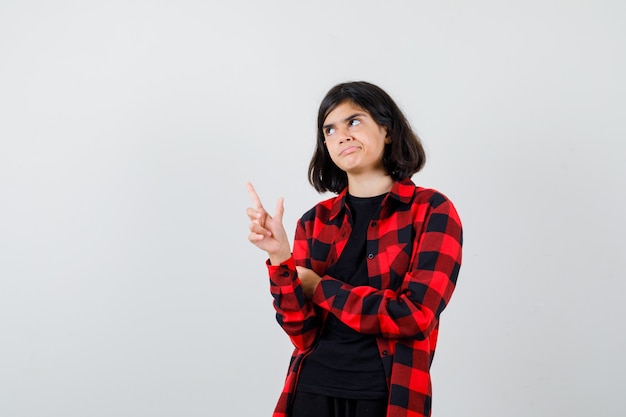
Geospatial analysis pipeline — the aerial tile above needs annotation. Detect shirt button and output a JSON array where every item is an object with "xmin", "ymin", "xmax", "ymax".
[
  {"xmin": 371, "ymin": 222, "xmax": 377, "ymax": 227},
  {"xmin": 367, "ymin": 253, "xmax": 374, "ymax": 259},
  {"xmin": 382, "ymin": 350, "xmax": 388, "ymax": 356}
]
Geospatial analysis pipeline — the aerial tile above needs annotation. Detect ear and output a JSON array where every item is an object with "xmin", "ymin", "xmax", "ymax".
[{"xmin": 384, "ymin": 127, "xmax": 392, "ymax": 143}]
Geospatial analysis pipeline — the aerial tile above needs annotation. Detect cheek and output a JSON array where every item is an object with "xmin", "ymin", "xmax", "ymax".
[{"xmin": 325, "ymin": 147, "xmax": 343, "ymax": 166}]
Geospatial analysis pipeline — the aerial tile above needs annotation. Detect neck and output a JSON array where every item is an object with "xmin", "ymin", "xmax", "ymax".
[{"xmin": 347, "ymin": 172, "xmax": 394, "ymax": 197}]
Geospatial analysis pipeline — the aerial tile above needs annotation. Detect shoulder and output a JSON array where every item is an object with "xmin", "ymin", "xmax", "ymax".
[
  {"xmin": 300, "ymin": 192, "xmax": 346, "ymax": 222},
  {"xmin": 299, "ymin": 194, "xmax": 341, "ymax": 223},
  {"xmin": 413, "ymin": 186, "xmax": 454, "ymax": 209},
  {"xmin": 411, "ymin": 186, "xmax": 463, "ymax": 237},
  {"xmin": 401, "ymin": 181, "xmax": 462, "ymax": 229},
  {"xmin": 395, "ymin": 178, "xmax": 457, "ymax": 211}
]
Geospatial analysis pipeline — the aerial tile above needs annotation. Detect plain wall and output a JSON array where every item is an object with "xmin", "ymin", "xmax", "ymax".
[{"xmin": 1, "ymin": 1, "xmax": 624, "ymax": 416}]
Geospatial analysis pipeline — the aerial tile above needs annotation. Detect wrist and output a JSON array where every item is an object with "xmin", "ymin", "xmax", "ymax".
[{"xmin": 269, "ymin": 251, "xmax": 291, "ymax": 266}]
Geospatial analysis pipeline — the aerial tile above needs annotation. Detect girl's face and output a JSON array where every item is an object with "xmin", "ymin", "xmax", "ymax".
[{"xmin": 322, "ymin": 100, "xmax": 390, "ymax": 177}]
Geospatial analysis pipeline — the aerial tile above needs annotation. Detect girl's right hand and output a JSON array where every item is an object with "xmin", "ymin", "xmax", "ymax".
[{"xmin": 246, "ymin": 182, "xmax": 292, "ymax": 265}]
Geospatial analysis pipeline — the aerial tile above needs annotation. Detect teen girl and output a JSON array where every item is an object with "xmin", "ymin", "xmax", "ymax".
[{"xmin": 246, "ymin": 81, "xmax": 463, "ymax": 417}]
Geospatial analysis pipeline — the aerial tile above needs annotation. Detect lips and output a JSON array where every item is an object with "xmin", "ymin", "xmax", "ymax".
[{"xmin": 340, "ymin": 146, "xmax": 360, "ymax": 156}]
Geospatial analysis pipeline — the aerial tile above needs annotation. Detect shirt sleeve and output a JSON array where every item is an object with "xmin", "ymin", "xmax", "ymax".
[
  {"xmin": 267, "ymin": 218, "xmax": 321, "ymax": 351},
  {"xmin": 310, "ymin": 194, "xmax": 463, "ymax": 340}
]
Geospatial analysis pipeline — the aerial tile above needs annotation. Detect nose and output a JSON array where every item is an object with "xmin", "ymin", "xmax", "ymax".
[{"xmin": 337, "ymin": 128, "xmax": 352, "ymax": 144}]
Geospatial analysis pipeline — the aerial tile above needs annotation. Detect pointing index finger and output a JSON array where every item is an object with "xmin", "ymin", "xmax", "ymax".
[{"xmin": 246, "ymin": 182, "xmax": 264, "ymax": 210}]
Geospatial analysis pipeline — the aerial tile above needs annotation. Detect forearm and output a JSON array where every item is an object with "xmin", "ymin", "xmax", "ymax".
[
  {"xmin": 311, "ymin": 275, "xmax": 439, "ymax": 339},
  {"xmin": 267, "ymin": 257, "xmax": 320, "ymax": 350}
]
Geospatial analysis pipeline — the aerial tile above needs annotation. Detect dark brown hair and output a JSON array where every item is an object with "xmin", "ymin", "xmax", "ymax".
[{"xmin": 308, "ymin": 81, "xmax": 426, "ymax": 193}]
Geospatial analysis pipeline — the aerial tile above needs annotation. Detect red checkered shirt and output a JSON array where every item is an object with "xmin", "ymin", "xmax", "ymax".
[{"xmin": 266, "ymin": 178, "xmax": 463, "ymax": 417}]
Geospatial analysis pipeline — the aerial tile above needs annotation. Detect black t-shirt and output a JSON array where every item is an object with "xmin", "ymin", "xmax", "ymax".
[{"xmin": 297, "ymin": 193, "xmax": 389, "ymax": 400}]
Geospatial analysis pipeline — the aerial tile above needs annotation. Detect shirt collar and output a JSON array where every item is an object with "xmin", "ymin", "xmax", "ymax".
[{"xmin": 328, "ymin": 177, "xmax": 416, "ymax": 220}]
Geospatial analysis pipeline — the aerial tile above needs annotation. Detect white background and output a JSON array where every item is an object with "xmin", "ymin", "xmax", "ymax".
[{"xmin": 1, "ymin": 1, "xmax": 625, "ymax": 416}]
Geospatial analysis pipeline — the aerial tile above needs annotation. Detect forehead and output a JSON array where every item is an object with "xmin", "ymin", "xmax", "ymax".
[{"xmin": 323, "ymin": 100, "xmax": 370, "ymax": 124}]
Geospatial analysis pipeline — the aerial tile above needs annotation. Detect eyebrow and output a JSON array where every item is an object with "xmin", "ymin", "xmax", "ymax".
[{"xmin": 323, "ymin": 113, "xmax": 367, "ymax": 131}]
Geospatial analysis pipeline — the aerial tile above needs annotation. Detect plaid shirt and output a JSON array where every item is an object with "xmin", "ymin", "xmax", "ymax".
[{"xmin": 266, "ymin": 178, "xmax": 463, "ymax": 417}]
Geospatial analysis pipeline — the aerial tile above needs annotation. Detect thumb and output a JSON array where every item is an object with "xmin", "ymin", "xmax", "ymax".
[{"xmin": 274, "ymin": 197, "xmax": 285, "ymax": 224}]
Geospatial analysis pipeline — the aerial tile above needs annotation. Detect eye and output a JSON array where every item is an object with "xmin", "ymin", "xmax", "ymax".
[
  {"xmin": 325, "ymin": 127, "xmax": 335, "ymax": 136},
  {"xmin": 349, "ymin": 119, "xmax": 361, "ymax": 127}
]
